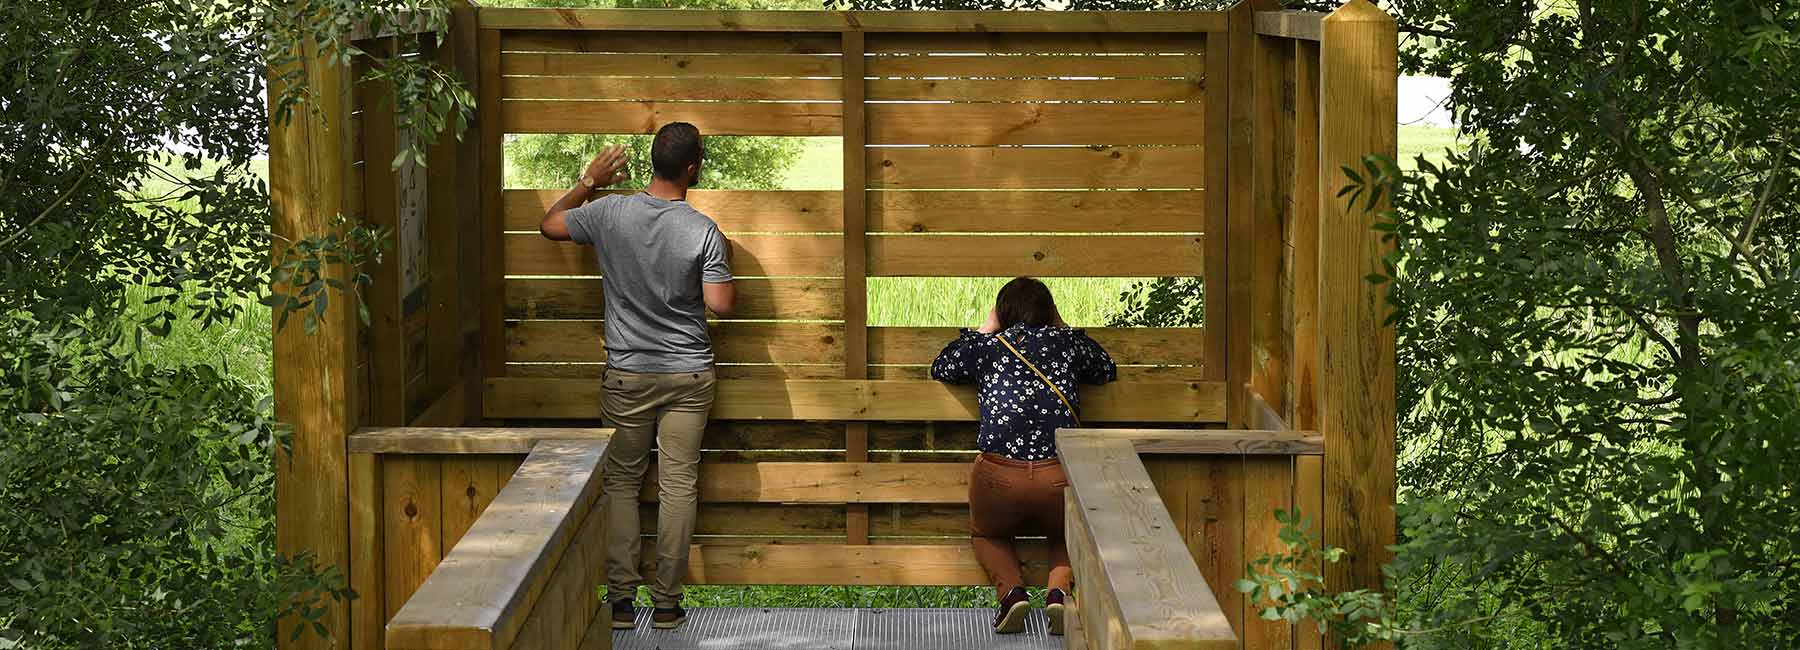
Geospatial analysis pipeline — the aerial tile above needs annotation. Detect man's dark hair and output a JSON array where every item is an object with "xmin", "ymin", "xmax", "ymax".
[
  {"xmin": 651, "ymin": 122, "xmax": 703, "ymax": 181},
  {"xmin": 995, "ymin": 277, "xmax": 1059, "ymax": 330}
]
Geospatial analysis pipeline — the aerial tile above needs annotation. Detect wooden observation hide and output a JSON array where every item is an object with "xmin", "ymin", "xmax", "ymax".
[{"xmin": 267, "ymin": 2, "xmax": 1397, "ymax": 649}]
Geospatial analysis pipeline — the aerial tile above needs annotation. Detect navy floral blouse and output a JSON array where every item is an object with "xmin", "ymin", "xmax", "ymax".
[{"xmin": 929, "ymin": 324, "xmax": 1118, "ymax": 460}]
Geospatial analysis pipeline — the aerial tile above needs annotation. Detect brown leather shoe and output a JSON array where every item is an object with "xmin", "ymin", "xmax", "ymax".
[
  {"xmin": 610, "ymin": 599, "xmax": 636, "ymax": 630},
  {"xmin": 1046, "ymin": 588, "xmax": 1068, "ymax": 636},
  {"xmin": 652, "ymin": 605, "xmax": 688, "ymax": 630},
  {"xmin": 993, "ymin": 587, "xmax": 1030, "ymax": 634}
]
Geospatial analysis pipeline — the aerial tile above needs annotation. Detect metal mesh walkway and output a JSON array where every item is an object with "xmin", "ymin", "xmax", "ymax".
[{"xmin": 608, "ymin": 607, "xmax": 1059, "ymax": 650}]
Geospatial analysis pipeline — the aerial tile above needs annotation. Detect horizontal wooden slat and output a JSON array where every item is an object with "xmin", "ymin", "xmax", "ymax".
[
  {"xmin": 504, "ymin": 233, "xmax": 842, "ymax": 277},
  {"xmin": 506, "ymin": 362, "xmax": 843, "ymax": 379},
  {"xmin": 349, "ymin": 427, "xmax": 607, "ymax": 454},
  {"xmin": 868, "ymin": 103, "xmax": 1204, "ymax": 145},
  {"xmin": 869, "ymin": 190, "xmax": 1202, "ymax": 233},
  {"xmin": 504, "ymin": 76, "xmax": 841, "ymax": 101},
  {"xmin": 647, "ymin": 503, "xmax": 846, "ymax": 536},
  {"xmin": 477, "ymin": 9, "xmax": 1230, "ymax": 34},
  {"xmin": 866, "ymin": 78, "xmax": 1202, "ymax": 102},
  {"xmin": 500, "ymin": 100, "xmax": 841, "ymax": 136},
  {"xmin": 870, "ymin": 504, "xmax": 971, "ymax": 537},
  {"xmin": 869, "ymin": 326, "xmax": 1206, "ymax": 366},
  {"xmin": 637, "ymin": 462, "xmax": 967, "ymax": 503},
  {"xmin": 503, "ymin": 189, "xmax": 842, "ymax": 233},
  {"xmin": 867, "ymin": 147, "xmax": 1204, "ymax": 190},
  {"xmin": 867, "ymin": 235, "xmax": 1205, "ymax": 277},
  {"xmin": 1254, "ymin": 10, "xmax": 1325, "ymax": 42},
  {"xmin": 1061, "ymin": 428, "xmax": 1325, "ymax": 455},
  {"xmin": 868, "ymin": 32, "xmax": 1208, "ymax": 54},
  {"xmin": 505, "ymin": 320, "xmax": 844, "ymax": 365},
  {"xmin": 678, "ymin": 543, "xmax": 1047, "ymax": 586},
  {"xmin": 485, "ymin": 378, "xmax": 1228, "ymax": 422},
  {"xmin": 867, "ymin": 53, "xmax": 1202, "ymax": 78},
  {"xmin": 384, "ymin": 440, "xmax": 605, "ymax": 650},
  {"xmin": 505, "ymin": 277, "xmax": 843, "ymax": 320},
  {"xmin": 502, "ymin": 52, "xmax": 841, "ymax": 77},
  {"xmin": 503, "ymin": 30, "xmax": 843, "ymax": 54}
]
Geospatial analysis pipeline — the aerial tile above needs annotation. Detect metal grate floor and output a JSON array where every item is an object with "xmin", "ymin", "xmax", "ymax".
[{"xmin": 608, "ymin": 608, "xmax": 1059, "ymax": 650}]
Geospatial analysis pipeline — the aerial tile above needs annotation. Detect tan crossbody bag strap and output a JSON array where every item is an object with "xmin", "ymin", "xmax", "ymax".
[{"xmin": 995, "ymin": 335, "xmax": 1080, "ymax": 427}]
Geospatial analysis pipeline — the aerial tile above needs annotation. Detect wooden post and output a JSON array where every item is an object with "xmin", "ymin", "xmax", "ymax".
[
  {"xmin": 451, "ymin": 1, "xmax": 485, "ymax": 425},
  {"xmin": 1317, "ymin": 0, "xmax": 1398, "ymax": 632},
  {"xmin": 478, "ymin": 28, "xmax": 505, "ymax": 411},
  {"xmin": 270, "ymin": 24, "xmax": 357, "ymax": 650},
  {"xmin": 840, "ymin": 29, "xmax": 871, "ymax": 546},
  {"xmin": 360, "ymin": 36, "xmax": 408, "ymax": 427},
  {"xmin": 1291, "ymin": 36, "xmax": 1326, "ymax": 650}
]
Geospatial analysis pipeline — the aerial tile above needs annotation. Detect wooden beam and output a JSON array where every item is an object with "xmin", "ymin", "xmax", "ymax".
[
  {"xmin": 1060, "ymin": 435, "xmax": 1238, "ymax": 649},
  {"xmin": 269, "ymin": 16, "xmax": 356, "ymax": 650},
  {"xmin": 385, "ymin": 440, "xmax": 606, "ymax": 650},
  {"xmin": 635, "ymin": 462, "xmax": 969, "ymax": 504},
  {"xmin": 842, "ymin": 29, "xmax": 872, "ymax": 547},
  {"xmin": 1254, "ymin": 10, "xmax": 1325, "ymax": 41},
  {"xmin": 1247, "ymin": 384, "xmax": 1290, "ymax": 431},
  {"xmin": 477, "ymin": 28, "xmax": 505, "ymax": 409},
  {"xmin": 1318, "ymin": 0, "xmax": 1399, "ymax": 612},
  {"xmin": 678, "ymin": 543, "xmax": 1047, "ymax": 586},
  {"xmin": 1060, "ymin": 428, "xmax": 1322, "ymax": 455},
  {"xmin": 350, "ymin": 426, "xmax": 611, "ymax": 454},
  {"xmin": 502, "ymin": 189, "xmax": 843, "ymax": 233},
  {"xmin": 484, "ymin": 378, "xmax": 1230, "ymax": 423},
  {"xmin": 347, "ymin": 454, "xmax": 383, "ymax": 650},
  {"xmin": 475, "ymin": 8, "xmax": 1230, "ymax": 34}
]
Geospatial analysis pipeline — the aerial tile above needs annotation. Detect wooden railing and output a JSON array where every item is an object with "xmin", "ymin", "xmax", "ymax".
[
  {"xmin": 1058, "ymin": 428, "xmax": 1324, "ymax": 650},
  {"xmin": 379, "ymin": 435, "xmax": 612, "ymax": 650}
]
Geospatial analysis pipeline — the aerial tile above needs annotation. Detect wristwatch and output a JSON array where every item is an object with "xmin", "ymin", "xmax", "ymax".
[{"xmin": 578, "ymin": 174, "xmax": 597, "ymax": 189}]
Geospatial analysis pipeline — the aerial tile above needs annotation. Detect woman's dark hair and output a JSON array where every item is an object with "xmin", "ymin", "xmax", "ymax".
[
  {"xmin": 995, "ymin": 277, "xmax": 1059, "ymax": 329},
  {"xmin": 651, "ymin": 122, "xmax": 703, "ymax": 181}
]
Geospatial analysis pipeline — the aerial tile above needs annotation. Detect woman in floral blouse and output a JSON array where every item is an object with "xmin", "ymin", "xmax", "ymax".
[{"xmin": 930, "ymin": 277, "xmax": 1117, "ymax": 636}]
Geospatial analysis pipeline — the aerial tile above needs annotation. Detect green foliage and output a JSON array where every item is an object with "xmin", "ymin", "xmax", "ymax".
[
  {"xmin": 0, "ymin": 0, "xmax": 459, "ymax": 646},
  {"xmin": 1236, "ymin": 511, "xmax": 1396, "ymax": 648},
  {"xmin": 507, "ymin": 134, "xmax": 805, "ymax": 191}
]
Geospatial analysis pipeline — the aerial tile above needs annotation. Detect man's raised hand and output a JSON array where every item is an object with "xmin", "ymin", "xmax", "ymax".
[{"xmin": 585, "ymin": 144, "xmax": 631, "ymax": 187}]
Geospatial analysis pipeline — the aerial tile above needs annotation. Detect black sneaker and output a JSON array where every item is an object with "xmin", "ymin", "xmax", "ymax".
[
  {"xmin": 652, "ymin": 605, "xmax": 688, "ymax": 630},
  {"xmin": 610, "ymin": 598, "xmax": 636, "ymax": 630},
  {"xmin": 993, "ymin": 587, "xmax": 1030, "ymax": 634},
  {"xmin": 1046, "ymin": 588, "xmax": 1068, "ymax": 636}
]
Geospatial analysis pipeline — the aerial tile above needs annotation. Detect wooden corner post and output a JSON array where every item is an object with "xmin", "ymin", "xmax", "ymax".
[
  {"xmin": 1317, "ymin": 0, "xmax": 1398, "ymax": 627},
  {"xmin": 270, "ymin": 25, "xmax": 358, "ymax": 650}
]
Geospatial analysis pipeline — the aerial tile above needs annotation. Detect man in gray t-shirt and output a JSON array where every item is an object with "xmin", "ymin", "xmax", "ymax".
[{"xmin": 537, "ymin": 123, "xmax": 731, "ymax": 631}]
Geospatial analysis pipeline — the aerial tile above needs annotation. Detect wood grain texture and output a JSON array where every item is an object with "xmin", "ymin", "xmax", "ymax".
[
  {"xmin": 347, "ymin": 454, "xmax": 383, "ymax": 650},
  {"xmin": 504, "ymin": 320, "xmax": 845, "ymax": 365},
  {"xmin": 503, "ymin": 30, "xmax": 842, "ymax": 54},
  {"xmin": 1243, "ymin": 455, "xmax": 1295, "ymax": 650},
  {"xmin": 678, "ymin": 543, "xmax": 1047, "ymax": 586},
  {"xmin": 269, "ymin": 25, "xmax": 357, "ymax": 650},
  {"xmin": 842, "ymin": 30, "xmax": 873, "ymax": 547},
  {"xmin": 1199, "ymin": 454, "xmax": 1247, "ymax": 639},
  {"xmin": 500, "ymin": 100, "xmax": 841, "ymax": 136},
  {"xmin": 485, "ymin": 378, "xmax": 1229, "ymax": 423},
  {"xmin": 503, "ymin": 189, "xmax": 842, "ymax": 233},
  {"xmin": 867, "ymin": 31, "xmax": 1208, "ymax": 54},
  {"xmin": 479, "ymin": 29, "xmax": 506, "ymax": 390},
  {"xmin": 1060, "ymin": 436, "xmax": 1238, "ymax": 649},
  {"xmin": 1059, "ymin": 428, "xmax": 1322, "ymax": 455},
  {"xmin": 358, "ymin": 38, "xmax": 408, "ymax": 428},
  {"xmin": 506, "ymin": 362, "xmax": 845, "ymax": 379},
  {"xmin": 1248, "ymin": 385, "xmax": 1290, "ymax": 432},
  {"xmin": 504, "ymin": 233, "xmax": 841, "ymax": 277},
  {"xmin": 634, "ymin": 462, "xmax": 968, "ymax": 504},
  {"xmin": 1201, "ymin": 26, "xmax": 1232, "ymax": 400},
  {"xmin": 504, "ymin": 277, "xmax": 843, "ymax": 320},
  {"xmin": 645, "ymin": 503, "xmax": 848, "ymax": 537},
  {"xmin": 506, "ymin": 480, "xmax": 606, "ymax": 650},
  {"xmin": 1255, "ymin": 10, "xmax": 1325, "ymax": 41},
  {"xmin": 867, "ymin": 103, "xmax": 1204, "ymax": 145},
  {"xmin": 476, "ymin": 8, "xmax": 1230, "ymax": 33},
  {"xmin": 384, "ymin": 440, "xmax": 606, "ymax": 650},
  {"xmin": 1318, "ymin": 0, "xmax": 1399, "ymax": 607},
  {"xmin": 865, "ymin": 53, "xmax": 1203, "ymax": 78},
  {"xmin": 501, "ymin": 51, "xmax": 841, "ymax": 77},
  {"xmin": 505, "ymin": 75, "xmax": 842, "ymax": 102},
  {"xmin": 1225, "ymin": 1, "xmax": 1262, "ymax": 429},
  {"xmin": 867, "ymin": 235, "xmax": 1204, "ymax": 277},
  {"xmin": 1294, "ymin": 453, "xmax": 1325, "ymax": 650},
  {"xmin": 866, "ymin": 147, "xmax": 1205, "ymax": 190},
  {"xmin": 381, "ymin": 455, "xmax": 443, "ymax": 622},
  {"xmin": 440, "ymin": 455, "xmax": 520, "ymax": 551},
  {"xmin": 1251, "ymin": 9, "xmax": 1292, "ymax": 424},
  {"xmin": 1290, "ymin": 39, "xmax": 1322, "ymax": 435},
  {"xmin": 869, "ymin": 327, "xmax": 1206, "ymax": 367},
  {"xmin": 351, "ymin": 427, "xmax": 606, "ymax": 454},
  {"xmin": 866, "ymin": 78, "xmax": 1202, "ymax": 102}
]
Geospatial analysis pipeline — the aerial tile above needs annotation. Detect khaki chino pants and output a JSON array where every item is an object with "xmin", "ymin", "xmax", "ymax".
[{"xmin": 599, "ymin": 368, "xmax": 716, "ymax": 607}]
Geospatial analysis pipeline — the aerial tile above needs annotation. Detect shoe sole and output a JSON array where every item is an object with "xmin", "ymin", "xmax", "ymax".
[
  {"xmin": 652, "ymin": 616, "xmax": 686, "ymax": 630},
  {"xmin": 1047, "ymin": 602, "xmax": 1065, "ymax": 636},
  {"xmin": 611, "ymin": 619, "xmax": 636, "ymax": 630},
  {"xmin": 994, "ymin": 600, "xmax": 1030, "ymax": 634}
]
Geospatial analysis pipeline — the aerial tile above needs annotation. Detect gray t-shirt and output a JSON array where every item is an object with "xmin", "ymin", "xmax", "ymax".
[{"xmin": 564, "ymin": 193, "xmax": 733, "ymax": 373}]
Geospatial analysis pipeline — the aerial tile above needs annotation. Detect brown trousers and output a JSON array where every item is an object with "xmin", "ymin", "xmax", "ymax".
[
  {"xmin": 969, "ymin": 453, "xmax": 1074, "ymax": 599},
  {"xmin": 599, "ymin": 368, "xmax": 716, "ymax": 608}
]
